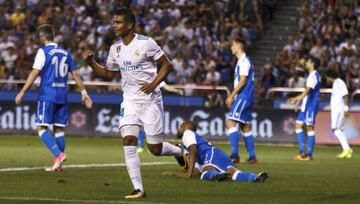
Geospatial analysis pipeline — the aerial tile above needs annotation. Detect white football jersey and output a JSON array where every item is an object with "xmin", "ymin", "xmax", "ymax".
[
  {"xmin": 106, "ymin": 34, "xmax": 165, "ymax": 102},
  {"xmin": 330, "ymin": 78, "xmax": 348, "ymax": 112}
]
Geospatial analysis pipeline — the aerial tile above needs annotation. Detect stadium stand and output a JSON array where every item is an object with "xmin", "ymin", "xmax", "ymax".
[
  {"xmin": 259, "ymin": 0, "xmax": 359, "ymax": 97},
  {"xmin": 0, "ymin": 0, "xmax": 277, "ymax": 96}
]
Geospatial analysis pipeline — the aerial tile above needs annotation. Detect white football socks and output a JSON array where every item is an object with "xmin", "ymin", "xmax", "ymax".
[
  {"xmin": 160, "ymin": 142, "xmax": 181, "ymax": 157},
  {"xmin": 124, "ymin": 146, "xmax": 143, "ymax": 192},
  {"xmin": 334, "ymin": 129, "xmax": 350, "ymax": 151}
]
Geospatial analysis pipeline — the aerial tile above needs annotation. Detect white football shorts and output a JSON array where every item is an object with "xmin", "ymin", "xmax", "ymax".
[{"xmin": 119, "ymin": 100, "xmax": 164, "ymax": 138}]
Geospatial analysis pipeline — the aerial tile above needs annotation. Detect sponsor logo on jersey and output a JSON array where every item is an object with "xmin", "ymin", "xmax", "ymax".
[
  {"xmin": 134, "ymin": 49, "xmax": 140, "ymax": 56},
  {"xmin": 116, "ymin": 46, "xmax": 121, "ymax": 53}
]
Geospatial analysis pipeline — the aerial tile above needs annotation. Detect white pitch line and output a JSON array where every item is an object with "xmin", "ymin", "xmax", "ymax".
[
  {"xmin": 0, "ymin": 196, "xmax": 163, "ymax": 204},
  {"xmin": 0, "ymin": 161, "xmax": 176, "ymax": 172}
]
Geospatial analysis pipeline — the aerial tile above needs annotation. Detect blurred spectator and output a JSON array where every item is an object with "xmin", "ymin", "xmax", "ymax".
[
  {"xmin": 260, "ymin": 63, "xmax": 277, "ymax": 97},
  {"xmin": 0, "ymin": 0, "xmax": 275, "ymax": 95},
  {"xmin": 177, "ymin": 60, "xmax": 193, "ymax": 84},
  {"xmin": 204, "ymin": 85, "xmax": 224, "ymax": 108},
  {"xmin": 2, "ymin": 46, "xmax": 18, "ymax": 70},
  {"xmin": 309, "ymin": 39, "xmax": 326, "ymax": 59},
  {"xmin": 288, "ymin": 69, "xmax": 306, "ymax": 88},
  {"xmin": 204, "ymin": 67, "xmax": 221, "ymax": 86},
  {"xmin": 183, "ymin": 77, "xmax": 196, "ymax": 96},
  {"xmin": 77, "ymin": 64, "xmax": 93, "ymax": 82},
  {"xmin": 10, "ymin": 6, "xmax": 25, "ymax": 26},
  {"xmin": 266, "ymin": 0, "xmax": 360, "ymax": 96}
]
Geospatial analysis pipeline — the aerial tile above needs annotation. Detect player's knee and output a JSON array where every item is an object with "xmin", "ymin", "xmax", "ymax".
[
  {"xmin": 306, "ymin": 126, "xmax": 314, "ymax": 131},
  {"xmin": 227, "ymin": 167, "xmax": 237, "ymax": 177},
  {"xmin": 226, "ymin": 120, "xmax": 235, "ymax": 129},
  {"xmin": 295, "ymin": 123, "xmax": 303, "ymax": 129},
  {"xmin": 147, "ymin": 144, "xmax": 162, "ymax": 156},
  {"xmin": 53, "ymin": 126, "xmax": 64, "ymax": 133},
  {"xmin": 36, "ymin": 126, "xmax": 47, "ymax": 132},
  {"xmin": 123, "ymin": 136, "xmax": 137, "ymax": 146},
  {"xmin": 241, "ymin": 124, "xmax": 251, "ymax": 133}
]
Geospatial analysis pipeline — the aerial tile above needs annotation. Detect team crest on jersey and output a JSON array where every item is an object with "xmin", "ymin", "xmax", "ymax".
[
  {"xmin": 134, "ymin": 50, "xmax": 140, "ymax": 56},
  {"xmin": 116, "ymin": 46, "xmax": 121, "ymax": 53}
]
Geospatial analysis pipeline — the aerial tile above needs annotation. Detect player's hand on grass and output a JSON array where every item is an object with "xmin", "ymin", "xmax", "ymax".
[
  {"xmin": 162, "ymin": 171, "xmax": 176, "ymax": 177},
  {"xmin": 226, "ymin": 95, "xmax": 234, "ymax": 108},
  {"xmin": 162, "ymin": 171, "xmax": 189, "ymax": 178},
  {"xmin": 82, "ymin": 95, "xmax": 93, "ymax": 109},
  {"xmin": 82, "ymin": 50, "xmax": 94, "ymax": 61},
  {"xmin": 140, "ymin": 82, "xmax": 156, "ymax": 94},
  {"xmin": 15, "ymin": 92, "xmax": 24, "ymax": 105}
]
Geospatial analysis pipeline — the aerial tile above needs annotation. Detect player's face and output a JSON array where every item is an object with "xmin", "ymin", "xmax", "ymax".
[
  {"xmin": 305, "ymin": 59, "xmax": 314, "ymax": 71},
  {"xmin": 112, "ymin": 15, "xmax": 130, "ymax": 37},
  {"xmin": 230, "ymin": 42, "xmax": 238, "ymax": 55}
]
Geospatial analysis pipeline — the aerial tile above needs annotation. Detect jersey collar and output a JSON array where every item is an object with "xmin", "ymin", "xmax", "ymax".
[
  {"xmin": 45, "ymin": 42, "xmax": 57, "ymax": 46},
  {"xmin": 239, "ymin": 53, "xmax": 246, "ymax": 60}
]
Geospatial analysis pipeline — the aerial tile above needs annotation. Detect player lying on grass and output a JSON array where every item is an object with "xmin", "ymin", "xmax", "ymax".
[{"xmin": 162, "ymin": 121, "xmax": 268, "ymax": 182}]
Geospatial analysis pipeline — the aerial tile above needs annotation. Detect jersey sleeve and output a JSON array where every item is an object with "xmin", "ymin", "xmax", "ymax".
[
  {"xmin": 182, "ymin": 130, "xmax": 197, "ymax": 148},
  {"xmin": 239, "ymin": 59, "xmax": 251, "ymax": 76},
  {"xmin": 145, "ymin": 37, "xmax": 164, "ymax": 61},
  {"xmin": 32, "ymin": 48, "xmax": 46, "ymax": 70},
  {"xmin": 159, "ymin": 81, "xmax": 166, "ymax": 88},
  {"xmin": 340, "ymin": 81, "xmax": 349, "ymax": 97},
  {"xmin": 66, "ymin": 53, "xmax": 76, "ymax": 72},
  {"xmin": 106, "ymin": 45, "xmax": 120, "ymax": 71},
  {"xmin": 306, "ymin": 73, "xmax": 318, "ymax": 89}
]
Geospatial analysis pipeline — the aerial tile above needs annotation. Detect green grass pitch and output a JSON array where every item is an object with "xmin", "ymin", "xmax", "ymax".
[{"xmin": 0, "ymin": 135, "xmax": 359, "ymax": 204}]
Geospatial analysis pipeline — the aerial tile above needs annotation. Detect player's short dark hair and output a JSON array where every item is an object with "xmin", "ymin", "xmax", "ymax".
[
  {"xmin": 37, "ymin": 24, "xmax": 55, "ymax": 40},
  {"xmin": 177, "ymin": 121, "xmax": 198, "ymax": 139},
  {"xmin": 114, "ymin": 8, "xmax": 136, "ymax": 28},
  {"xmin": 308, "ymin": 56, "xmax": 320, "ymax": 70},
  {"xmin": 233, "ymin": 38, "xmax": 247, "ymax": 52},
  {"xmin": 325, "ymin": 69, "xmax": 339, "ymax": 79}
]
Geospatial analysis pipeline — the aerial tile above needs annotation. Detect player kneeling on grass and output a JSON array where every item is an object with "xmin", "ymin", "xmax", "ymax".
[{"xmin": 162, "ymin": 121, "xmax": 268, "ymax": 182}]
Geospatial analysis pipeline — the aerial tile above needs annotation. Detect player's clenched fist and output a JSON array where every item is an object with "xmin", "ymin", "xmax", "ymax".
[{"xmin": 82, "ymin": 50, "xmax": 94, "ymax": 61}]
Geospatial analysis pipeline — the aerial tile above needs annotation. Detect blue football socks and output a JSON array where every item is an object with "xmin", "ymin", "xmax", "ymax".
[
  {"xmin": 200, "ymin": 170, "xmax": 220, "ymax": 181},
  {"xmin": 307, "ymin": 130, "xmax": 315, "ymax": 157},
  {"xmin": 296, "ymin": 128, "xmax": 305, "ymax": 155},
  {"xmin": 39, "ymin": 130, "xmax": 61, "ymax": 157},
  {"xmin": 244, "ymin": 131, "xmax": 256, "ymax": 159},
  {"xmin": 55, "ymin": 132, "xmax": 66, "ymax": 153},
  {"xmin": 228, "ymin": 127, "xmax": 239, "ymax": 156}
]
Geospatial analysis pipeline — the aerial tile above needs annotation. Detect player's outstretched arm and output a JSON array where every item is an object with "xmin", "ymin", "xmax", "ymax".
[
  {"xmin": 162, "ymin": 144, "xmax": 197, "ymax": 179},
  {"xmin": 287, "ymin": 87, "xmax": 311, "ymax": 112},
  {"xmin": 15, "ymin": 68, "xmax": 40, "ymax": 105},
  {"xmin": 226, "ymin": 75, "xmax": 247, "ymax": 108},
  {"xmin": 82, "ymin": 50, "xmax": 114, "ymax": 80},
  {"xmin": 71, "ymin": 71, "xmax": 93, "ymax": 109},
  {"xmin": 140, "ymin": 55, "xmax": 172, "ymax": 94}
]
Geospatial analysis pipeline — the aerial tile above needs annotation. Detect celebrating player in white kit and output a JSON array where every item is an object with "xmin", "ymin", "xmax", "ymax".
[
  {"xmin": 325, "ymin": 69, "xmax": 353, "ymax": 158},
  {"xmin": 82, "ymin": 8, "xmax": 183, "ymax": 199}
]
